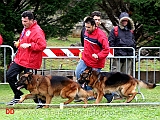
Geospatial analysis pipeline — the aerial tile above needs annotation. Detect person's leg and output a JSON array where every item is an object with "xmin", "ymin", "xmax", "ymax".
[
  {"xmin": 121, "ymin": 58, "xmax": 132, "ymax": 74},
  {"xmin": 104, "ymin": 93, "xmax": 114, "ymax": 103},
  {"xmin": 126, "ymin": 59, "xmax": 132, "ymax": 75},
  {"xmin": 105, "ymin": 60, "xmax": 117, "ymax": 102},
  {"xmin": 75, "ymin": 59, "xmax": 97, "ymax": 101},
  {"xmin": 6, "ymin": 62, "xmax": 24, "ymax": 105},
  {"xmin": 75, "ymin": 59, "xmax": 90, "ymax": 90},
  {"xmin": 111, "ymin": 58, "xmax": 117, "ymax": 72},
  {"xmin": 75, "ymin": 59, "xmax": 87, "ymax": 80},
  {"xmin": 111, "ymin": 58, "xmax": 122, "ymax": 72}
]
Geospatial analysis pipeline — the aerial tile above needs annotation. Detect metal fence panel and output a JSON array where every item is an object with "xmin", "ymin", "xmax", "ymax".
[
  {"xmin": 0, "ymin": 45, "xmax": 14, "ymax": 83},
  {"xmin": 138, "ymin": 47, "xmax": 160, "ymax": 84}
]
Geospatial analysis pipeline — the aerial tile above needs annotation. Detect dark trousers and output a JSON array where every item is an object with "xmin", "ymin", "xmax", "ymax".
[
  {"xmin": 6, "ymin": 62, "xmax": 30, "ymax": 99},
  {"xmin": 6, "ymin": 62, "xmax": 45, "ymax": 104}
]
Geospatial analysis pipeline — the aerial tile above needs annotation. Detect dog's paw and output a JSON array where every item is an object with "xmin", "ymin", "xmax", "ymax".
[
  {"xmin": 42, "ymin": 105, "xmax": 49, "ymax": 108},
  {"xmin": 18, "ymin": 100, "xmax": 23, "ymax": 103},
  {"xmin": 83, "ymin": 105, "xmax": 87, "ymax": 108}
]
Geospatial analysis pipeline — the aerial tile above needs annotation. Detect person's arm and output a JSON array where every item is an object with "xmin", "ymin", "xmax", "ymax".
[
  {"xmin": 108, "ymin": 28, "xmax": 116, "ymax": 47},
  {"xmin": 80, "ymin": 27, "xmax": 85, "ymax": 47},
  {"xmin": 0, "ymin": 35, "xmax": 3, "ymax": 45},
  {"xmin": 21, "ymin": 29, "xmax": 46, "ymax": 51},
  {"xmin": 132, "ymin": 33, "xmax": 136, "ymax": 49},
  {"xmin": 97, "ymin": 35, "xmax": 110, "ymax": 59},
  {"xmin": 29, "ymin": 31, "xmax": 47, "ymax": 51}
]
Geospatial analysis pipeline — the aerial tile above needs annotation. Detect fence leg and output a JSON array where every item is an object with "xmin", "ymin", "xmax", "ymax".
[{"xmin": 137, "ymin": 86, "xmax": 145, "ymax": 100}]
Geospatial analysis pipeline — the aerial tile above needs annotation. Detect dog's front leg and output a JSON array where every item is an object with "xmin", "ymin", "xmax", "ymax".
[
  {"xmin": 18, "ymin": 94, "xmax": 36, "ymax": 103},
  {"xmin": 43, "ymin": 95, "xmax": 52, "ymax": 108},
  {"xmin": 95, "ymin": 91, "xmax": 104, "ymax": 104}
]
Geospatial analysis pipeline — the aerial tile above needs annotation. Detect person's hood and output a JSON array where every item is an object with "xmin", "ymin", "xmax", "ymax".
[{"xmin": 119, "ymin": 12, "xmax": 135, "ymax": 31}]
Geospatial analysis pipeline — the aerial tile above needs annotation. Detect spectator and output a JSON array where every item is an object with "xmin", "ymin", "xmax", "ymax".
[
  {"xmin": 75, "ymin": 16, "xmax": 114, "ymax": 103},
  {"xmin": 108, "ymin": 12, "xmax": 135, "ymax": 74},
  {"xmin": 0, "ymin": 34, "xmax": 3, "ymax": 45},
  {"xmin": 6, "ymin": 11, "xmax": 47, "ymax": 109}
]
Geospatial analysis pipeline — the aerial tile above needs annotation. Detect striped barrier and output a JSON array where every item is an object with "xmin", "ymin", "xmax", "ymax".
[{"xmin": 42, "ymin": 47, "xmax": 114, "ymax": 58}]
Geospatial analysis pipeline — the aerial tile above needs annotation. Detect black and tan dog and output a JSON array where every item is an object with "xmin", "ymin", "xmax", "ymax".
[
  {"xmin": 16, "ymin": 72, "xmax": 95, "ymax": 108},
  {"xmin": 78, "ymin": 67, "xmax": 156, "ymax": 104}
]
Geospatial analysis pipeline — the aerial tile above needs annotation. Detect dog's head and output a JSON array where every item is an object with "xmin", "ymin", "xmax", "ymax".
[
  {"xmin": 78, "ymin": 68, "xmax": 100, "ymax": 86},
  {"xmin": 15, "ymin": 72, "xmax": 33, "ymax": 90},
  {"xmin": 78, "ymin": 67, "xmax": 92, "ymax": 84}
]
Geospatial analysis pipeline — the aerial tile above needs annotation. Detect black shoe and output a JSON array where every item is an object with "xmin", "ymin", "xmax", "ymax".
[
  {"xmin": 7, "ymin": 98, "xmax": 20, "ymax": 106},
  {"xmin": 104, "ymin": 93, "xmax": 114, "ymax": 103},
  {"xmin": 36, "ymin": 104, "xmax": 44, "ymax": 109},
  {"xmin": 113, "ymin": 94, "xmax": 122, "ymax": 100},
  {"xmin": 35, "ymin": 98, "xmax": 45, "ymax": 109},
  {"xmin": 74, "ymin": 99, "xmax": 82, "ymax": 102},
  {"xmin": 87, "ymin": 97, "xmax": 96, "ymax": 101}
]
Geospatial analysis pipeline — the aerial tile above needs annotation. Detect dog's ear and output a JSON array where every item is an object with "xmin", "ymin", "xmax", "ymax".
[
  {"xmin": 85, "ymin": 66, "xmax": 92, "ymax": 71},
  {"xmin": 28, "ymin": 72, "xmax": 33, "ymax": 82},
  {"xmin": 84, "ymin": 66, "xmax": 92, "ymax": 74},
  {"xmin": 92, "ymin": 70, "xmax": 99, "ymax": 76},
  {"xmin": 28, "ymin": 72, "xmax": 33, "ymax": 75}
]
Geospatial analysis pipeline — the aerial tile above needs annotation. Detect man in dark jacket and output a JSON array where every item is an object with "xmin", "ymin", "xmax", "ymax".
[{"xmin": 108, "ymin": 12, "xmax": 135, "ymax": 74}]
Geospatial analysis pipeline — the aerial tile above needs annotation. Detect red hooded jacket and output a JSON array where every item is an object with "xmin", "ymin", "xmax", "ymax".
[
  {"xmin": 0, "ymin": 35, "xmax": 3, "ymax": 45},
  {"xmin": 14, "ymin": 21, "xmax": 46, "ymax": 69},
  {"xmin": 82, "ymin": 27, "xmax": 109, "ymax": 68}
]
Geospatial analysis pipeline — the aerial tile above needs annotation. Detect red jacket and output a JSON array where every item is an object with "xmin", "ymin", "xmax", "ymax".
[
  {"xmin": 82, "ymin": 27, "xmax": 109, "ymax": 68},
  {"xmin": 14, "ymin": 21, "xmax": 46, "ymax": 69},
  {"xmin": 0, "ymin": 35, "xmax": 3, "ymax": 45}
]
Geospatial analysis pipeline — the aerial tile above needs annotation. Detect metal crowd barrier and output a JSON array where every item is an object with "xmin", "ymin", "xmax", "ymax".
[
  {"xmin": 138, "ymin": 47, "xmax": 160, "ymax": 84},
  {"xmin": 109, "ymin": 47, "xmax": 136, "ymax": 77},
  {"xmin": 0, "ymin": 46, "xmax": 136, "ymax": 83},
  {"xmin": 137, "ymin": 47, "xmax": 160, "ymax": 99},
  {"xmin": 1, "ymin": 46, "xmax": 159, "ymax": 85},
  {"xmin": 40, "ymin": 47, "xmax": 84, "ymax": 77},
  {"xmin": 1, "ymin": 45, "xmax": 160, "ymax": 103},
  {"xmin": 40, "ymin": 47, "xmax": 136, "ymax": 75},
  {"xmin": 0, "ymin": 45, "xmax": 14, "ymax": 83}
]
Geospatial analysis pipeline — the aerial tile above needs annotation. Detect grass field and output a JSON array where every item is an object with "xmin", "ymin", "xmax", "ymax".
[
  {"xmin": 0, "ymin": 84, "xmax": 160, "ymax": 120},
  {"xmin": 42, "ymin": 37, "xmax": 160, "ymax": 71},
  {"xmin": 0, "ymin": 37, "xmax": 160, "ymax": 120}
]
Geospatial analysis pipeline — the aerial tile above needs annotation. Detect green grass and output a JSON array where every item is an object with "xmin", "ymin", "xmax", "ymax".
[
  {"xmin": 0, "ymin": 37, "xmax": 160, "ymax": 119},
  {"xmin": 0, "ymin": 84, "xmax": 160, "ymax": 120},
  {"xmin": 47, "ymin": 37, "xmax": 80, "ymax": 47},
  {"xmin": 44, "ymin": 37, "xmax": 160, "ymax": 71}
]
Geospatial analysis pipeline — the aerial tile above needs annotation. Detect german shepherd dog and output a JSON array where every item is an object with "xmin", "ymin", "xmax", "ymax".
[
  {"xmin": 16, "ymin": 72, "xmax": 95, "ymax": 108},
  {"xmin": 78, "ymin": 67, "xmax": 156, "ymax": 104}
]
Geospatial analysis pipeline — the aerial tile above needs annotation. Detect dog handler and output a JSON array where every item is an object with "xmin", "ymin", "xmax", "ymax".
[
  {"xmin": 75, "ymin": 16, "xmax": 114, "ymax": 103},
  {"xmin": 6, "ymin": 11, "xmax": 46, "ymax": 108}
]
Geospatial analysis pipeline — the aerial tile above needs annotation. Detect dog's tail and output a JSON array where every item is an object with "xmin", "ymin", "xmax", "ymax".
[
  {"xmin": 136, "ymin": 79, "xmax": 156, "ymax": 89},
  {"xmin": 78, "ymin": 88, "xmax": 95, "ymax": 98}
]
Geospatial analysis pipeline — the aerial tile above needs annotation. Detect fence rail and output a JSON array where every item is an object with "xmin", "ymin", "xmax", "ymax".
[
  {"xmin": 0, "ymin": 46, "xmax": 160, "ymax": 84},
  {"xmin": 138, "ymin": 47, "xmax": 160, "ymax": 84},
  {"xmin": 0, "ymin": 45, "xmax": 14, "ymax": 83}
]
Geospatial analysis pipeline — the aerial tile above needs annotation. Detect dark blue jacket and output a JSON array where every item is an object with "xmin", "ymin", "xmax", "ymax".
[{"xmin": 108, "ymin": 12, "xmax": 135, "ymax": 56}]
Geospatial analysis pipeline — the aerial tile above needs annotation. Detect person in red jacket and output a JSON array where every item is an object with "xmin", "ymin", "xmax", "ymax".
[
  {"xmin": 6, "ymin": 11, "xmax": 47, "ymax": 108},
  {"xmin": 75, "ymin": 17, "xmax": 114, "ymax": 103},
  {"xmin": 0, "ymin": 34, "xmax": 3, "ymax": 45}
]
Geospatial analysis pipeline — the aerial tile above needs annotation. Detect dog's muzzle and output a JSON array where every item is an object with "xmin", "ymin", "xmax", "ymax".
[{"xmin": 78, "ymin": 78, "xmax": 86, "ymax": 84}]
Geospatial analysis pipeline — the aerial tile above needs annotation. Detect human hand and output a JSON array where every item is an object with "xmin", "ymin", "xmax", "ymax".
[
  {"xmin": 20, "ymin": 43, "xmax": 31, "ymax": 49},
  {"xmin": 13, "ymin": 41, "xmax": 20, "ymax": 48},
  {"xmin": 92, "ymin": 53, "xmax": 98, "ymax": 59}
]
